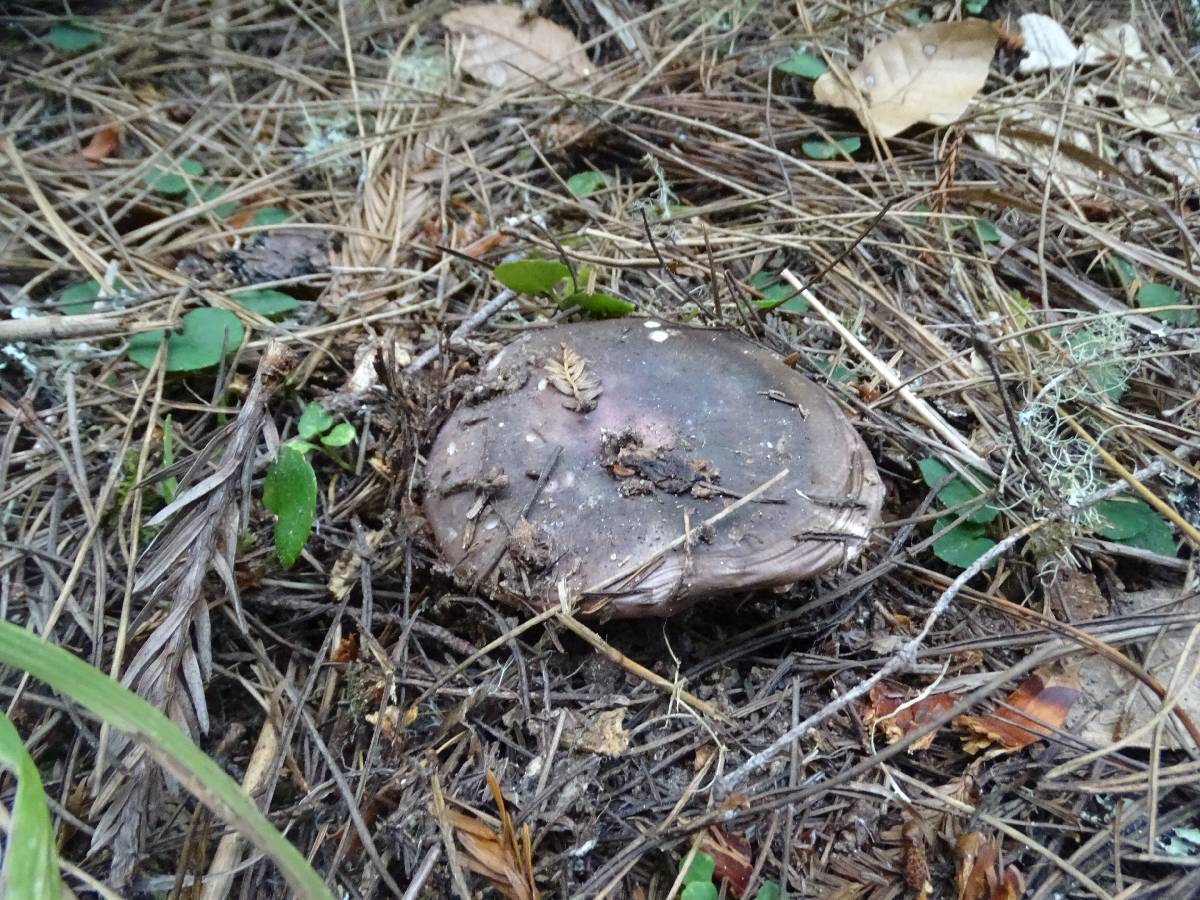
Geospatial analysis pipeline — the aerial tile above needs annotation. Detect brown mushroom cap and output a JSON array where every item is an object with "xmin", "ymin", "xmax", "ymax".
[{"xmin": 424, "ymin": 320, "xmax": 883, "ymax": 618}]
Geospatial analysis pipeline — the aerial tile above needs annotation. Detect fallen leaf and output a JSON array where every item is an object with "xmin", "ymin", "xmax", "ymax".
[
  {"xmin": 81, "ymin": 125, "xmax": 120, "ymax": 161},
  {"xmin": 812, "ymin": 20, "xmax": 999, "ymax": 137},
  {"xmin": 442, "ymin": 4, "xmax": 591, "ymax": 89},
  {"xmin": 956, "ymin": 670, "xmax": 1080, "ymax": 755},
  {"xmin": 447, "ymin": 771, "xmax": 540, "ymax": 900},
  {"xmin": 1017, "ymin": 13, "xmax": 1077, "ymax": 73},
  {"xmin": 1079, "ymin": 22, "xmax": 1146, "ymax": 65},
  {"xmin": 1046, "ymin": 569, "xmax": 1108, "ymax": 622},
  {"xmin": 700, "ymin": 827, "xmax": 752, "ymax": 897},
  {"xmin": 1118, "ymin": 56, "xmax": 1197, "ymax": 132},
  {"xmin": 1148, "ymin": 133, "xmax": 1200, "ymax": 186},
  {"xmin": 561, "ymin": 708, "xmax": 629, "ymax": 757},
  {"xmin": 864, "ymin": 681, "xmax": 958, "ymax": 751},
  {"xmin": 330, "ymin": 631, "xmax": 359, "ymax": 664},
  {"xmin": 970, "ymin": 112, "xmax": 1105, "ymax": 197},
  {"xmin": 1072, "ymin": 589, "xmax": 1200, "ymax": 750}
]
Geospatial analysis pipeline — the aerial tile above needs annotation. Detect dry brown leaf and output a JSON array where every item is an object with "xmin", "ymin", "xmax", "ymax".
[
  {"xmin": 448, "ymin": 772, "xmax": 540, "ymax": 900},
  {"xmin": 956, "ymin": 670, "xmax": 1080, "ymax": 755},
  {"xmin": 970, "ymin": 112, "xmax": 1105, "ymax": 198},
  {"xmin": 561, "ymin": 708, "xmax": 629, "ymax": 756},
  {"xmin": 544, "ymin": 344, "xmax": 601, "ymax": 412},
  {"xmin": 864, "ymin": 681, "xmax": 958, "ymax": 751},
  {"xmin": 81, "ymin": 125, "xmax": 121, "ymax": 162},
  {"xmin": 442, "ymin": 4, "xmax": 591, "ymax": 89},
  {"xmin": 1046, "ymin": 569, "xmax": 1108, "ymax": 622},
  {"xmin": 902, "ymin": 816, "xmax": 932, "ymax": 900},
  {"xmin": 700, "ymin": 827, "xmax": 753, "ymax": 897},
  {"xmin": 1072, "ymin": 589, "xmax": 1200, "ymax": 749},
  {"xmin": 812, "ymin": 20, "xmax": 999, "ymax": 138},
  {"xmin": 1079, "ymin": 22, "xmax": 1146, "ymax": 65}
]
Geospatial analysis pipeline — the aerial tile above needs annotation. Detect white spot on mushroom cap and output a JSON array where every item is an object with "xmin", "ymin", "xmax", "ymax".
[
  {"xmin": 644, "ymin": 320, "xmax": 661, "ymax": 328},
  {"xmin": 649, "ymin": 330, "xmax": 669, "ymax": 343},
  {"xmin": 525, "ymin": 432, "xmax": 538, "ymax": 443},
  {"xmin": 446, "ymin": 442, "xmax": 457, "ymax": 456}
]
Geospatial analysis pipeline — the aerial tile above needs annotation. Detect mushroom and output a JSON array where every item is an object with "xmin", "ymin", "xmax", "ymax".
[{"xmin": 424, "ymin": 320, "xmax": 883, "ymax": 618}]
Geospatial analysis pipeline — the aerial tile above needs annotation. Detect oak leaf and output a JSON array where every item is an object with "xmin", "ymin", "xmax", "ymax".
[
  {"xmin": 813, "ymin": 20, "xmax": 1000, "ymax": 138},
  {"xmin": 442, "ymin": 4, "xmax": 591, "ymax": 89}
]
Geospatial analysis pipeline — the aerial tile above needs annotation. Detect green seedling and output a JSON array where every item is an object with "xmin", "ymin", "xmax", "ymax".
[
  {"xmin": 49, "ymin": 21, "xmax": 102, "ymax": 52},
  {"xmin": 262, "ymin": 403, "xmax": 357, "ymax": 569},
  {"xmin": 58, "ymin": 278, "xmax": 129, "ymax": 315},
  {"xmin": 679, "ymin": 851, "xmax": 781, "ymax": 900},
  {"xmin": 917, "ymin": 458, "xmax": 999, "ymax": 570},
  {"xmin": 144, "ymin": 158, "xmax": 204, "ymax": 196},
  {"xmin": 126, "ymin": 307, "xmax": 244, "ymax": 372},
  {"xmin": 494, "ymin": 258, "xmax": 636, "ymax": 318},
  {"xmin": 566, "ymin": 171, "xmax": 613, "ymax": 197},
  {"xmin": 776, "ymin": 50, "xmax": 826, "ymax": 77},
  {"xmin": 801, "ymin": 136, "xmax": 861, "ymax": 160},
  {"xmin": 747, "ymin": 270, "xmax": 808, "ymax": 313}
]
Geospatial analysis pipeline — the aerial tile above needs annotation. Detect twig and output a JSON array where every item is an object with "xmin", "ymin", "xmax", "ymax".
[
  {"xmin": 0, "ymin": 313, "xmax": 177, "ymax": 343},
  {"xmin": 780, "ymin": 269, "xmax": 992, "ymax": 473},
  {"xmin": 716, "ymin": 458, "xmax": 1170, "ymax": 795},
  {"xmin": 406, "ymin": 289, "xmax": 515, "ymax": 373}
]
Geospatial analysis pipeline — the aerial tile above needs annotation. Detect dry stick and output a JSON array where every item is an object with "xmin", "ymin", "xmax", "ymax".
[
  {"xmin": 717, "ymin": 459, "xmax": 1170, "ymax": 795},
  {"xmin": 0, "ymin": 312, "xmax": 177, "ymax": 343},
  {"xmin": 405, "ymin": 288, "xmax": 515, "ymax": 373},
  {"xmin": 554, "ymin": 614, "xmax": 732, "ymax": 725},
  {"xmin": 779, "ymin": 269, "xmax": 992, "ymax": 474}
]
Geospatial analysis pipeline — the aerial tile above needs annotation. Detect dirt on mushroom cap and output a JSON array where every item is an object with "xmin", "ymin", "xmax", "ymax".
[{"xmin": 424, "ymin": 320, "xmax": 884, "ymax": 618}]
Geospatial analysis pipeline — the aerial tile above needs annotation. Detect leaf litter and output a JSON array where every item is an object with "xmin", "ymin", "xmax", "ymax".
[{"xmin": 2, "ymin": 1, "xmax": 1199, "ymax": 898}]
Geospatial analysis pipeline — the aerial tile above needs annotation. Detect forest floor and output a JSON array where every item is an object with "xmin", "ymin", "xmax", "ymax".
[{"xmin": 2, "ymin": 1, "xmax": 1199, "ymax": 898}]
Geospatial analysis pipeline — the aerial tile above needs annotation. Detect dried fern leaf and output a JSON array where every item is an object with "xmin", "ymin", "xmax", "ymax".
[{"xmin": 544, "ymin": 344, "xmax": 601, "ymax": 412}]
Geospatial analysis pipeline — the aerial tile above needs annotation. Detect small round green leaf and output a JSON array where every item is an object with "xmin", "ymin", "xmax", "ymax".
[
  {"xmin": 233, "ymin": 289, "xmax": 301, "ymax": 318},
  {"xmin": 917, "ymin": 458, "xmax": 998, "ymax": 524},
  {"xmin": 566, "ymin": 171, "xmax": 612, "ymax": 197},
  {"xmin": 143, "ymin": 158, "xmax": 205, "ymax": 196},
  {"xmin": 58, "ymin": 278, "xmax": 128, "ymax": 315},
  {"xmin": 749, "ymin": 271, "xmax": 806, "ymax": 312},
  {"xmin": 561, "ymin": 291, "xmax": 636, "ymax": 318},
  {"xmin": 320, "ymin": 423, "xmax": 356, "ymax": 448},
  {"xmin": 754, "ymin": 883, "xmax": 782, "ymax": 900},
  {"xmin": 298, "ymin": 403, "xmax": 334, "ymax": 440},
  {"xmin": 49, "ymin": 22, "xmax": 102, "ymax": 52},
  {"xmin": 974, "ymin": 218, "xmax": 1001, "ymax": 244},
  {"xmin": 683, "ymin": 851, "xmax": 716, "ymax": 885},
  {"xmin": 190, "ymin": 183, "xmax": 239, "ymax": 218},
  {"xmin": 251, "ymin": 207, "xmax": 293, "ymax": 227},
  {"xmin": 801, "ymin": 137, "xmax": 861, "ymax": 160},
  {"xmin": 126, "ymin": 307, "xmax": 244, "ymax": 371},
  {"xmin": 1137, "ymin": 283, "xmax": 1195, "ymax": 326},
  {"xmin": 494, "ymin": 259, "xmax": 572, "ymax": 295},
  {"xmin": 263, "ymin": 443, "xmax": 317, "ymax": 570},
  {"xmin": 776, "ymin": 51, "xmax": 827, "ymax": 77},
  {"xmin": 681, "ymin": 885, "xmax": 719, "ymax": 900},
  {"xmin": 932, "ymin": 519, "xmax": 997, "ymax": 570}
]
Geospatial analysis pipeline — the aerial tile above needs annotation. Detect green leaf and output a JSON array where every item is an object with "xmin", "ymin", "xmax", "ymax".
[
  {"xmin": 160, "ymin": 414, "xmax": 177, "ymax": 504},
  {"xmin": 566, "ymin": 171, "xmax": 612, "ymax": 197},
  {"xmin": 1065, "ymin": 329, "xmax": 1128, "ymax": 402},
  {"xmin": 1095, "ymin": 498, "xmax": 1176, "ymax": 556},
  {"xmin": 1137, "ymin": 282, "xmax": 1196, "ymax": 326},
  {"xmin": 127, "ymin": 307, "xmax": 244, "ymax": 372},
  {"xmin": 0, "ymin": 622, "xmax": 334, "ymax": 899},
  {"xmin": 905, "ymin": 202, "xmax": 931, "ymax": 225},
  {"xmin": 776, "ymin": 51, "xmax": 827, "ymax": 77},
  {"xmin": 974, "ymin": 218, "xmax": 1001, "ymax": 244},
  {"xmin": 263, "ymin": 443, "xmax": 317, "ymax": 569},
  {"xmin": 298, "ymin": 403, "xmax": 334, "ymax": 439},
  {"xmin": 233, "ymin": 289, "xmax": 301, "ymax": 318},
  {"xmin": 902, "ymin": 9, "xmax": 931, "ymax": 24},
  {"xmin": 749, "ymin": 271, "xmax": 807, "ymax": 313},
  {"xmin": 683, "ymin": 851, "xmax": 716, "ymax": 885},
  {"xmin": 494, "ymin": 259, "xmax": 572, "ymax": 295},
  {"xmin": 681, "ymin": 884, "xmax": 719, "ymax": 900},
  {"xmin": 251, "ymin": 207, "xmax": 293, "ymax": 227},
  {"xmin": 917, "ymin": 458, "xmax": 998, "ymax": 523},
  {"xmin": 814, "ymin": 357, "xmax": 855, "ymax": 383},
  {"xmin": 144, "ymin": 158, "xmax": 205, "ymax": 196},
  {"xmin": 964, "ymin": 0, "xmax": 989, "ymax": 13},
  {"xmin": 0, "ymin": 711, "xmax": 63, "ymax": 899},
  {"xmin": 754, "ymin": 883, "xmax": 782, "ymax": 900},
  {"xmin": 58, "ymin": 278, "xmax": 128, "ymax": 315},
  {"xmin": 801, "ymin": 136, "xmax": 861, "ymax": 160},
  {"xmin": 1108, "ymin": 255, "xmax": 1137, "ymax": 289},
  {"xmin": 320, "ymin": 423, "xmax": 356, "ymax": 448},
  {"xmin": 932, "ymin": 519, "xmax": 997, "ymax": 570},
  {"xmin": 190, "ymin": 183, "xmax": 239, "ymax": 218},
  {"xmin": 561, "ymin": 291, "xmax": 636, "ymax": 318},
  {"xmin": 49, "ymin": 22, "xmax": 102, "ymax": 52}
]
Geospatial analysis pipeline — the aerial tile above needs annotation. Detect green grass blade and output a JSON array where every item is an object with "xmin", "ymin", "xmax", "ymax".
[
  {"xmin": 0, "ymin": 621, "xmax": 335, "ymax": 900},
  {"xmin": 0, "ymin": 712, "xmax": 62, "ymax": 899}
]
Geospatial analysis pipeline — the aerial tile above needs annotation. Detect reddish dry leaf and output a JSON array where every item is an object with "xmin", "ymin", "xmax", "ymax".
[
  {"xmin": 447, "ymin": 772, "xmax": 539, "ymax": 900},
  {"xmin": 956, "ymin": 670, "xmax": 1080, "ymax": 755},
  {"xmin": 956, "ymin": 832, "xmax": 997, "ymax": 900},
  {"xmin": 81, "ymin": 125, "xmax": 120, "ymax": 161},
  {"xmin": 330, "ymin": 631, "xmax": 359, "ymax": 663},
  {"xmin": 865, "ymin": 681, "xmax": 959, "ymax": 751},
  {"xmin": 700, "ymin": 827, "xmax": 753, "ymax": 897}
]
